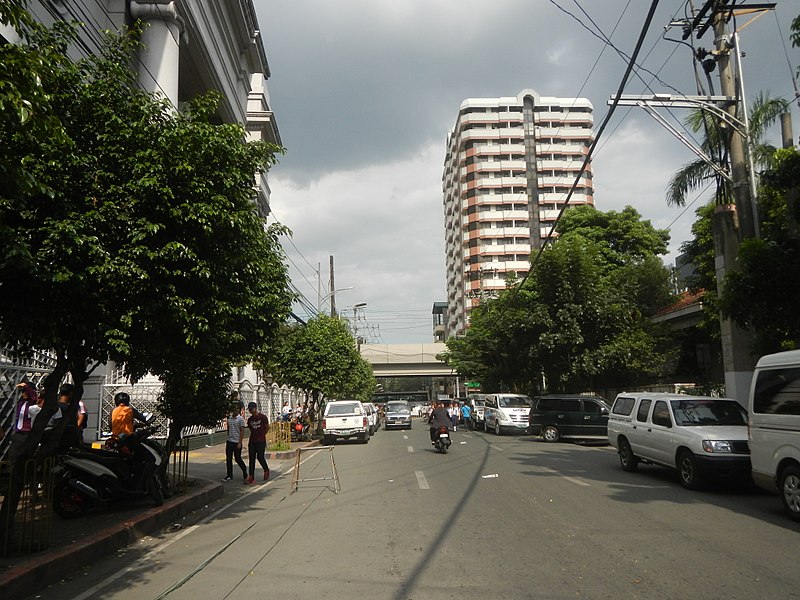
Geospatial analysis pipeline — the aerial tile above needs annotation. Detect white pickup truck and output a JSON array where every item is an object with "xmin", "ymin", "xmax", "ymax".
[{"xmin": 322, "ymin": 400, "xmax": 370, "ymax": 444}]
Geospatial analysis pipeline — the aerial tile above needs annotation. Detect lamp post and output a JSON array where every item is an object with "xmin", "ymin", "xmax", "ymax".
[{"xmin": 318, "ymin": 286, "xmax": 353, "ymax": 316}]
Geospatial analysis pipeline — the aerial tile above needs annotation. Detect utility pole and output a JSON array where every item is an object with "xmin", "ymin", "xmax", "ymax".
[
  {"xmin": 329, "ymin": 254, "xmax": 336, "ymax": 317},
  {"xmin": 611, "ymin": 1, "xmax": 774, "ymax": 402},
  {"xmin": 707, "ymin": 1, "xmax": 759, "ymax": 402}
]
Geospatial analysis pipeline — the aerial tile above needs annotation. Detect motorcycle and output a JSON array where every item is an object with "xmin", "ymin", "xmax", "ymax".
[
  {"xmin": 434, "ymin": 425, "xmax": 451, "ymax": 454},
  {"xmin": 290, "ymin": 419, "xmax": 310, "ymax": 442},
  {"xmin": 52, "ymin": 423, "xmax": 164, "ymax": 518}
]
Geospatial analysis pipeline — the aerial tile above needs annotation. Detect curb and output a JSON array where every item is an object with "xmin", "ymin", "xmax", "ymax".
[
  {"xmin": 0, "ymin": 479, "xmax": 223, "ymax": 599},
  {"xmin": 266, "ymin": 438, "xmax": 321, "ymax": 461}
]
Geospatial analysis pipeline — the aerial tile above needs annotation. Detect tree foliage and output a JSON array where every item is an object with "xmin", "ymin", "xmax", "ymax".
[
  {"xmin": 264, "ymin": 315, "xmax": 376, "ymax": 423},
  {"xmin": 720, "ymin": 147, "xmax": 800, "ymax": 353},
  {"xmin": 666, "ymin": 94, "xmax": 788, "ymax": 207},
  {"xmin": 0, "ymin": 16, "xmax": 292, "ymax": 454},
  {"xmin": 442, "ymin": 206, "xmax": 676, "ymax": 394}
]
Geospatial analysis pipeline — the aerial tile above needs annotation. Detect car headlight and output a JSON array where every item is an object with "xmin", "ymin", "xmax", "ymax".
[
  {"xmin": 702, "ymin": 440, "xmax": 733, "ymax": 453},
  {"xmin": 497, "ymin": 410, "xmax": 508, "ymax": 421}
]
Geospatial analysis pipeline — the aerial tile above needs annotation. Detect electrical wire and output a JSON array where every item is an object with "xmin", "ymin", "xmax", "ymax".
[{"xmin": 511, "ymin": 0, "xmax": 663, "ymax": 300}]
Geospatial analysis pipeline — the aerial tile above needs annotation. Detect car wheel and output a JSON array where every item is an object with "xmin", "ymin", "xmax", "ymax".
[
  {"xmin": 494, "ymin": 420, "xmax": 502, "ymax": 436},
  {"xmin": 542, "ymin": 425, "xmax": 560, "ymax": 443},
  {"xmin": 361, "ymin": 431, "xmax": 369, "ymax": 444},
  {"xmin": 678, "ymin": 450, "xmax": 701, "ymax": 490},
  {"xmin": 618, "ymin": 438, "xmax": 639, "ymax": 472},
  {"xmin": 779, "ymin": 464, "xmax": 800, "ymax": 521},
  {"xmin": 322, "ymin": 435, "xmax": 331, "ymax": 445}
]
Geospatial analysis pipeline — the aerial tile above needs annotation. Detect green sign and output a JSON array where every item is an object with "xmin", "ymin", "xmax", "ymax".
[{"xmin": 464, "ymin": 382, "xmax": 481, "ymax": 388}]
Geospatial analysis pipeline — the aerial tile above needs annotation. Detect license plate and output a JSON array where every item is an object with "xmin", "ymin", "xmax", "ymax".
[
  {"xmin": 338, "ymin": 430, "xmax": 353, "ymax": 435},
  {"xmin": 439, "ymin": 433, "xmax": 449, "ymax": 438}
]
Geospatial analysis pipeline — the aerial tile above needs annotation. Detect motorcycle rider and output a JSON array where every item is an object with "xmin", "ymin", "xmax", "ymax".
[
  {"xmin": 111, "ymin": 392, "xmax": 148, "ymax": 438},
  {"xmin": 110, "ymin": 391, "xmax": 153, "ymax": 489},
  {"xmin": 428, "ymin": 401, "xmax": 451, "ymax": 445}
]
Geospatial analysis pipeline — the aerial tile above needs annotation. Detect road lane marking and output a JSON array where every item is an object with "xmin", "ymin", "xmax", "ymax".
[
  {"xmin": 540, "ymin": 466, "xmax": 590, "ymax": 486},
  {"xmin": 407, "ymin": 445, "xmax": 414, "ymax": 453},
  {"xmin": 403, "ymin": 435, "xmax": 408, "ymax": 440},
  {"xmin": 563, "ymin": 476, "xmax": 590, "ymax": 487},
  {"xmin": 415, "ymin": 470, "xmax": 429, "ymax": 489},
  {"xmin": 489, "ymin": 444, "xmax": 504, "ymax": 451}
]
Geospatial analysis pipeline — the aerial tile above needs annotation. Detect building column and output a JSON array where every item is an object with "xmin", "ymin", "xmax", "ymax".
[{"xmin": 130, "ymin": 0, "xmax": 184, "ymax": 106}]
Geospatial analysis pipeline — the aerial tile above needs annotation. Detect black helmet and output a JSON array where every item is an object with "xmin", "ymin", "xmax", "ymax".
[{"xmin": 114, "ymin": 392, "xmax": 131, "ymax": 406}]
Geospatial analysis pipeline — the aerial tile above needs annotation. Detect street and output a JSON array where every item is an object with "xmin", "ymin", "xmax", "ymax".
[{"xmin": 27, "ymin": 422, "xmax": 800, "ymax": 600}]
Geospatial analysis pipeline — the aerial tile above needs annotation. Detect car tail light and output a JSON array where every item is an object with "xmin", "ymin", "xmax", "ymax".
[
  {"xmin": 363, "ymin": 417, "xmax": 368, "ymax": 427},
  {"xmin": 322, "ymin": 419, "xmax": 327, "ymax": 429}
]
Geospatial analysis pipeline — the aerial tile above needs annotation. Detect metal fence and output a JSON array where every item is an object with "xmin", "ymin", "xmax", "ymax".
[{"xmin": 0, "ymin": 456, "xmax": 55, "ymax": 556}]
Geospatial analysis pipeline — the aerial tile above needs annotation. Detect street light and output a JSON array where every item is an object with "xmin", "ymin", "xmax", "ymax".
[{"xmin": 318, "ymin": 286, "xmax": 353, "ymax": 315}]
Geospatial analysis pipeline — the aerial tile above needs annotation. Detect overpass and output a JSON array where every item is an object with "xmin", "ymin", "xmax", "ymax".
[{"xmin": 360, "ymin": 344, "xmax": 454, "ymax": 377}]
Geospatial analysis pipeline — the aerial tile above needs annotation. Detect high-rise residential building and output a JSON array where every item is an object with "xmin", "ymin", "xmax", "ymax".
[{"xmin": 442, "ymin": 89, "xmax": 595, "ymax": 337}]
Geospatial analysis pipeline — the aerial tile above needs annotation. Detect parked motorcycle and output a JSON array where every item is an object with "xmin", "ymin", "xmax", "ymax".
[
  {"xmin": 52, "ymin": 424, "xmax": 164, "ymax": 518},
  {"xmin": 434, "ymin": 425, "xmax": 451, "ymax": 454},
  {"xmin": 290, "ymin": 419, "xmax": 310, "ymax": 442}
]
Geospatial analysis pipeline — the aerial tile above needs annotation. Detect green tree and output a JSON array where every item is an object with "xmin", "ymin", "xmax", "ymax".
[
  {"xmin": 0, "ymin": 14, "xmax": 291, "ymax": 537},
  {"xmin": 666, "ymin": 94, "xmax": 788, "ymax": 207},
  {"xmin": 720, "ymin": 147, "xmax": 800, "ymax": 353},
  {"xmin": 264, "ymin": 315, "xmax": 376, "ymax": 428},
  {"xmin": 442, "ymin": 206, "xmax": 676, "ymax": 394}
]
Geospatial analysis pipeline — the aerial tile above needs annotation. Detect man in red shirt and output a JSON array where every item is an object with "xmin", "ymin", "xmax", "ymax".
[{"xmin": 245, "ymin": 401, "xmax": 270, "ymax": 483}]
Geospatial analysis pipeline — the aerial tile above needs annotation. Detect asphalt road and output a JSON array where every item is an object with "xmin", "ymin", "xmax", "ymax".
[{"xmin": 26, "ymin": 421, "xmax": 800, "ymax": 600}]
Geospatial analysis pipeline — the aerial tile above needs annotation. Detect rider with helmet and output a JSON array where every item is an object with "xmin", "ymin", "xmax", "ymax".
[{"xmin": 111, "ymin": 392, "xmax": 148, "ymax": 438}]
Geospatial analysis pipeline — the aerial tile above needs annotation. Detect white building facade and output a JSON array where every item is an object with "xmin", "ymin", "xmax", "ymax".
[{"xmin": 442, "ymin": 89, "xmax": 595, "ymax": 337}]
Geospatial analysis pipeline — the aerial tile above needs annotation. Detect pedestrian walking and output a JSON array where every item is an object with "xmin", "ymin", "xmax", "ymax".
[
  {"xmin": 449, "ymin": 402, "xmax": 458, "ymax": 431},
  {"xmin": 222, "ymin": 402, "xmax": 247, "ymax": 482},
  {"xmin": 245, "ymin": 401, "xmax": 270, "ymax": 483},
  {"xmin": 461, "ymin": 402, "xmax": 472, "ymax": 430}
]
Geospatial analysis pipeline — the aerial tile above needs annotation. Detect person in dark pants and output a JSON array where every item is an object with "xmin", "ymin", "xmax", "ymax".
[
  {"xmin": 245, "ymin": 401, "xmax": 270, "ymax": 483},
  {"xmin": 428, "ymin": 402, "xmax": 451, "ymax": 445},
  {"xmin": 222, "ymin": 402, "xmax": 247, "ymax": 482}
]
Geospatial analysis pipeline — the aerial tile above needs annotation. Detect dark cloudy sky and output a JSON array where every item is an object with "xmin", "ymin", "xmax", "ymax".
[{"xmin": 253, "ymin": 0, "xmax": 800, "ymax": 343}]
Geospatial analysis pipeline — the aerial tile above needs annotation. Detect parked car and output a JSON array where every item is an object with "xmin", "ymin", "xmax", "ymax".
[
  {"xmin": 467, "ymin": 393, "xmax": 488, "ymax": 430},
  {"xmin": 529, "ymin": 394, "xmax": 610, "ymax": 443},
  {"xmin": 483, "ymin": 393, "xmax": 532, "ymax": 435},
  {"xmin": 384, "ymin": 400, "xmax": 412, "ymax": 430},
  {"xmin": 748, "ymin": 349, "xmax": 800, "ymax": 521},
  {"xmin": 607, "ymin": 392, "xmax": 750, "ymax": 489},
  {"xmin": 322, "ymin": 400, "xmax": 369, "ymax": 444},
  {"xmin": 362, "ymin": 402, "xmax": 379, "ymax": 435}
]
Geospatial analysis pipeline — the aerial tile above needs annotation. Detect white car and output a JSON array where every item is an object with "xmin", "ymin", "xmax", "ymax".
[
  {"xmin": 362, "ymin": 402, "xmax": 379, "ymax": 435},
  {"xmin": 607, "ymin": 392, "xmax": 750, "ymax": 489},
  {"xmin": 322, "ymin": 400, "xmax": 369, "ymax": 444}
]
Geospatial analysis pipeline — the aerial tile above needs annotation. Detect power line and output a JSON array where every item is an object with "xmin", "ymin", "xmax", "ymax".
[{"xmin": 512, "ymin": 0, "xmax": 663, "ymax": 299}]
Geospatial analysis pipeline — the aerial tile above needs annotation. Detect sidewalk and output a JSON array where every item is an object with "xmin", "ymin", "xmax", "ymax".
[{"xmin": 0, "ymin": 439, "xmax": 319, "ymax": 599}]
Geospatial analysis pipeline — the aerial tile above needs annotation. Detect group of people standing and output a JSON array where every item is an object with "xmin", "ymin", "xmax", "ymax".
[
  {"xmin": 223, "ymin": 393, "xmax": 270, "ymax": 484},
  {"xmin": 3, "ymin": 381, "xmax": 88, "ymax": 463}
]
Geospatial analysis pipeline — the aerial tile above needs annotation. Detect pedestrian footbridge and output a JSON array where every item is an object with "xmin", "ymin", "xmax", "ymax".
[{"xmin": 360, "ymin": 344, "xmax": 452, "ymax": 377}]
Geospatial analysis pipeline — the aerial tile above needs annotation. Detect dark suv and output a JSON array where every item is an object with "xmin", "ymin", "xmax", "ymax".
[{"xmin": 528, "ymin": 395, "xmax": 610, "ymax": 442}]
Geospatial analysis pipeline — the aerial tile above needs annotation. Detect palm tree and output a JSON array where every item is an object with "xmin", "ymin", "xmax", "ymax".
[{"xmin": 666, "ymin": 93, "xmax": 789, "ymax": 207}]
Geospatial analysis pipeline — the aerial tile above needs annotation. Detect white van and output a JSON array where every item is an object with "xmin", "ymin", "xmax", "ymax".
[
  {"xmin": 483, "ymin": 393, "xmax": 531, "ymax": 435},
  {"xmin": 748, "ymin": 349, "xmax": 800, "ymax": 521}
]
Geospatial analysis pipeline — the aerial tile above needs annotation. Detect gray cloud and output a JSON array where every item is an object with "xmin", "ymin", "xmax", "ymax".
[{"xmin": 255, "ymin": 1, "xmax": 799, "ymax": 342}]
